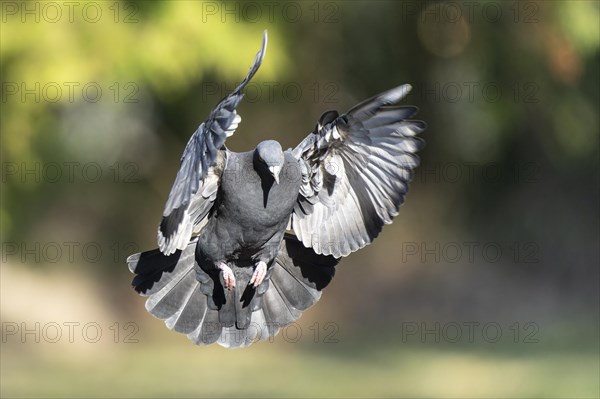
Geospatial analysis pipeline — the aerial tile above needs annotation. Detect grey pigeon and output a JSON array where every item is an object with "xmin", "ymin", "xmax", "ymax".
[{"xmin": 128, "ymin": 30, "xmax": 425, "ymax": 348}]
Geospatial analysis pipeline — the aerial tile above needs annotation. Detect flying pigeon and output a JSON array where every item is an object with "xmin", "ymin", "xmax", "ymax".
[{"xmin": 127, "ymin": 31, "xmax": 426, "ymax": 348}]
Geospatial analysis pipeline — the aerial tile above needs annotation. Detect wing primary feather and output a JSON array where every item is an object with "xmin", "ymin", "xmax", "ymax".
[
  {"xmin": 291, "ymin": 82, "xmax": 424, "ymax": 257},
  {"xmin": 157, "ymin": 31, "xmax": 269, "ymax": 255}
]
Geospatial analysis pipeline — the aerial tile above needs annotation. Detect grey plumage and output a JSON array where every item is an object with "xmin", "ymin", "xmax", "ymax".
[
  {"xmin": 157, "ymin": 31, "xmax": 267, "ymax": 256},
  {"xmin": 129, "ymin": 234, "xmax": 337, "ymax": 347},
  {"xmin": 291, "ymin": 85, "xmax": 425, "ymax": 258},
  {"xmin": 128, "ymin": 30, "xmax": 425, "ymax": 347}
]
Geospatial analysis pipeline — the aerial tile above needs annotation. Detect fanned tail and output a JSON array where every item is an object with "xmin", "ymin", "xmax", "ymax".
[{"xmin": 128, "ymin": 233, "xmax": 338, "ymax": 348}]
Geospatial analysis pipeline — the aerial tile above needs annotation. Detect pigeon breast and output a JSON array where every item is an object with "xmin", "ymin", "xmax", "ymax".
[
  {"xmin": 219, "ymin": 150, "xmax": 301, "ymax": 232},
  {"xmin": 194, "ymin": 149, "xmax": 301, "ymax": 265}
]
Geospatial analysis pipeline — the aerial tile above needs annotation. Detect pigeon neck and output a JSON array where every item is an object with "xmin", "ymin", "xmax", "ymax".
[{"xmin": 252, "ymin": 150, "xmax": 268, "ymax": 178}]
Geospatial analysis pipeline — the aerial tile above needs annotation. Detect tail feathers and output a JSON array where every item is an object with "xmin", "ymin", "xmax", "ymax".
[
  {"xmin": 128, "ymin": 237, "xmax": 198, "ymax": 296},
  {"xmin": 128, "ymin": 233, "xmax": 338, "ymax": 348},
  {"xmin": 194, "ymin": 304, "xmax": 221, "ymax": 345},
  {"xmin": 165, "ymin": 283, "xmax": 205, "ymax": 334},
  {"xmin": 146, "ymin": 269, "xmax": 198, "ymax": 319}
]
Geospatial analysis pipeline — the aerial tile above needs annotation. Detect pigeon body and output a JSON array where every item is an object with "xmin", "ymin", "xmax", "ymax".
[
  {"xmin": 195, "ymin": 146, "xmax": 301, "ymax": 271},
  {"xmin": 128, "ymin": 31, "xmax": 425, "ymax": 347}
]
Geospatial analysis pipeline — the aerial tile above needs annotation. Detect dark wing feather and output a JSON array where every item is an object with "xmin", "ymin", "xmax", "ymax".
[
  {"xmin": 158, "ymin": 31, "xmax": 268, "ymax": 255},
  {"xmin": 291, "ymin": 84, "xmax": 425, "ymax": 258}
]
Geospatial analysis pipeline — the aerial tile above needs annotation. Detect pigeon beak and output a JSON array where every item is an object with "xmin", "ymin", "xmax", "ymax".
[{"xmin": 268, "ymin": 165, "xmax": 281, "ymax": 184}]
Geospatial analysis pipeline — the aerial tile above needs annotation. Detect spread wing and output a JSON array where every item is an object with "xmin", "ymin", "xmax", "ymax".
[
  {"xmin": 291, "ymin": 84, "xmax": 425, "ymax": 258},
  {"xmin": 158, "ymin": 31, "xmax": 268, "ymax": 255}
]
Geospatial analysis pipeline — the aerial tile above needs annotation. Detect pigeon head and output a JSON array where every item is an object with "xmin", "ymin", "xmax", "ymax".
[{"xmin": 254, "ymin": 140, "xmax": 284, "ymax": 184}]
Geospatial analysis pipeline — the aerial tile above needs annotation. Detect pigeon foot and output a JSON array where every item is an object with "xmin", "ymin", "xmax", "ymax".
[
  {"xmin": 250, "ymin": 261, "xmax": 267, "ymax": 288},
  {"xmin": 219, "ymin": 262, "xmax": 236, "ymax": 290}
]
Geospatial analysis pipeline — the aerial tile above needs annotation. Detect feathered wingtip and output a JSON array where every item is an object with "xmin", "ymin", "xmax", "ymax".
[
  {"xmin": 259, "ymin": 29, "xmax": 268, "ymax": 63},
  {"xmin": 235, "ymin": 30, "xmax": 268, "ymax": 94},
  {"xmin": 348, "ymin": 84, "xmax": 413, "ymax": 120}
]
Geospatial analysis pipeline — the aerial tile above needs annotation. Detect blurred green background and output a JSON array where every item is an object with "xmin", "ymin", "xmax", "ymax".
[{"xmin": 1, "ymin": 1, "xmax": 599, "ymax": 397}]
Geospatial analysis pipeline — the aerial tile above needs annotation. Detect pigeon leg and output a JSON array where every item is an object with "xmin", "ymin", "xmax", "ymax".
[
  {"xmin": 219, "ymin": 262, "xmax": 236, "ymax": 290},
  {"xmin": 249, "ymin": 261, "xmax": 267, "ymax": 288}
]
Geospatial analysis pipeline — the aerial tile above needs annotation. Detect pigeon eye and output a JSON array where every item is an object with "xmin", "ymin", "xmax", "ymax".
[{"xmin": 258, "ymin": 156, "xmax": 264, "ymax": 162}]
